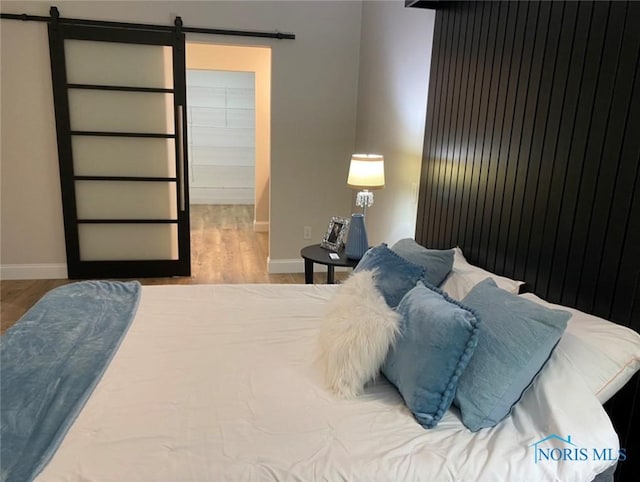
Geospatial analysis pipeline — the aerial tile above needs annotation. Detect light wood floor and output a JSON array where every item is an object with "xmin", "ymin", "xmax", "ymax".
[{"xmin": 1, "ymin": 205, "xmax": 346, "ymax": 334}]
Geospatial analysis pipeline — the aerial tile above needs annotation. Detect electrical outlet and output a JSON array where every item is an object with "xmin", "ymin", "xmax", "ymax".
[{"xmin": 303, "ymin": 226, "xmax": 312, "ymax": 240}]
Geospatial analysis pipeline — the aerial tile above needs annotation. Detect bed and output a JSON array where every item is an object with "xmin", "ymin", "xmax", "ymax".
[{"xmin": 2, "ymin": 244, "xmax": 639, "ymax": 482}]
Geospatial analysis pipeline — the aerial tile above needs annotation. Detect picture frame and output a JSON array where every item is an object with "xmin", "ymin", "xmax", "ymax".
[{"xmin": 321, "ymin": 216, "xmax": 350, "ymax": 252}]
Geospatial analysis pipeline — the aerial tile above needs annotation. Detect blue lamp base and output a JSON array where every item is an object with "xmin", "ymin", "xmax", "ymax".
[{"xmin": 345, "ymin": 213, "xmax": 369, "ymax": 260}]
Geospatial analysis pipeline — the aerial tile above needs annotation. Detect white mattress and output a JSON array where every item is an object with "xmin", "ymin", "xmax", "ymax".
[{"xmin": 36, "ymin": 284, "xmax": 618, "ymax": 481}]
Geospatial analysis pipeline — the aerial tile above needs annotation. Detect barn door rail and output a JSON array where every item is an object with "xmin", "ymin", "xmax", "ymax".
[{"xmin": 1, "ymin": 6, "xmax": 296, "ymax": 40}]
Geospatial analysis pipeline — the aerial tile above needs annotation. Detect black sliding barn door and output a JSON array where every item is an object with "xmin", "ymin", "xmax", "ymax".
[{"xmin": 48, "ymin": 22, "xmax": 190, "ymax": 279}]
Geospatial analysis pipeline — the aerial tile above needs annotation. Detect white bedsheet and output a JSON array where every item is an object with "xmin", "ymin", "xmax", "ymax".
[{"xmin": 37, "ymin": 284, "xmax": 618, "ymax": 481}]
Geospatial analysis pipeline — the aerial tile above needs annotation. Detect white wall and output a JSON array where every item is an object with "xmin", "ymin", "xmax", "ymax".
[
  {"xmin": 0, "ymin": 17, "xmax": 68, "ymax": 279},
  {"xmin": 187, "ymin": 69, "xmax": 256, "ymax": 205},
  {"xmin": 0, "ymin": 1, "xmax": 361, "ymax": 278},
  {"xmin": 354, "ymin": 1, "xmax": 435, "ymax": 246}
]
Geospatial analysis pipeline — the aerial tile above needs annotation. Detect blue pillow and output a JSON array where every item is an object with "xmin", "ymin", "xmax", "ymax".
[
  {"xmin": 391, "ymin": 239, "xmax": 454, "ymax": 287},
  {"xmin": 455, "ymin": 278, "xmax": 571, "ymax": 431},
  {"xmin": 354, "ymin": 244, "xmax": 425, "ymax": 308},
  {"xmin": 382, "ymin": 281, "xmax": 480, "ymax": 429}
]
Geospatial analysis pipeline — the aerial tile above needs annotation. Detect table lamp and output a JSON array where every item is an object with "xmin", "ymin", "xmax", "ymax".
[
  {"xmin": 345, "ymin": 154, "xmax": 384, "ymax": 260},
  {"xmin": 347, "ymin": 154, "xmax": 385, "ymax": 217}
]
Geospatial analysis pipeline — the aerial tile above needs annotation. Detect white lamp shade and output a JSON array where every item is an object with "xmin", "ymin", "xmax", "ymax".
[{"xmin": 347, "ymin": 154, "xmax": 385, "ymax": 189}]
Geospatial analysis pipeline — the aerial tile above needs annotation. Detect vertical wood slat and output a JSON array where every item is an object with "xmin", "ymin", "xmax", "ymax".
[
  {"xmin": 504, "ymin": 0, "xmax": 550, "ymax": 280},
  {"xmin": 455, "ymin": 1, "xmax": 486, "ymax": 252},
  {"xmin": 537, "ymin": 1, "xmax": 592, "ymax": 300},
  {"xmin": 471, "ymin": 0, "xmax": 507, "ymax": 266},
  {"xmin": 477, "ymin": 1, "xmax": 516, "ymax": 269},
  {"xmin": 523, "ymin": 1, "xmax": 571, "ymax": 287},
  {"xmin": 494, "ymin": 1, "xmax": 539, "ymax": 275},
  {"xmin": 416, "ymin": 4, "xmax": 444, "ymax": 244},
  {"xmin": 453, "ymin": 1, "xmax": 484, "ymax": 251},
  {"xmin": 548, "ymin": 1, "xmax": 608, "ymax": 304},
  {"xmin": 562, "ymin": 2, "xmax": 625, "ymax": 309},
  {"xmin": 439, "ymin": 2, "xmax": 468, "ymax": 250},
  {"xmin": 486, "ymin": 1, "xmax": 528, "ymax": 272},
  {"xmin": 464, "ymin": 1, "xmax": 494, "ymax": 261},
  {"xmin": 419, "ymin": 5, "xmax": 450, "ymax": 248},
  {"xmin": 432, "ymin": 2, "xmax": 460, "ymax": 247},
  {"xmin": 430, "ymin": 4, "xmax": 458, "ymax": 247},
  {"xmin": 444, "ymin": 4, "xmax": 470, "ymax": 250},
  {"xmin": 590, "ymin": 2, "xmax": 640, "ymax": 320},
  {"xmin": 415, "ymin": 0, "xmax": 639, "ymax": 330}
]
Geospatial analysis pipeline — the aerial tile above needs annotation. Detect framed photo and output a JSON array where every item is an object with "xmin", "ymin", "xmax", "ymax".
[{"xmin": 321, "ymin": 216, "xmax": 350, "ymax": 251}]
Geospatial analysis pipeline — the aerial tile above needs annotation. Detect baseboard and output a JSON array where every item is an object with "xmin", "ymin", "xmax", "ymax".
[
  {"xmin": 267, "ymin": 258, "xmax": 351, "ymax": 274},
  {"xmin": 268, "ymin": 258, "xmax": 304, "ymax": 273},
  {"xmin": 2, "ymin": 260, "xmax": 349, "ymax": 279},
  {"xmin": 0, "ymin": 263, "xmax": 68, "ymax": 280},
  {"xmin": 253, "ymin": 221, "xmax": 269, "ymax": 232}
]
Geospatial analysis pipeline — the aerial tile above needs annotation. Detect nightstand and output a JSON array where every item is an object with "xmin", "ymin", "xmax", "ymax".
[{"xmin": 300, "ymin": 244, "xmax": 358, "ymax": 284}]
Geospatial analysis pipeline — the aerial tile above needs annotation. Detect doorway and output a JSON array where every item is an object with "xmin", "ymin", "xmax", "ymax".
[{"xmin": 185, "ymin": 43, "xmax": 272, "ymax": 271}]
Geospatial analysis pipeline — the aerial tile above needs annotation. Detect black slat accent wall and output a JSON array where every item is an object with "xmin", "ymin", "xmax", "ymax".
[{"xmin": 416, "ymin": 0, "xmax": 640, "ymax": 331}]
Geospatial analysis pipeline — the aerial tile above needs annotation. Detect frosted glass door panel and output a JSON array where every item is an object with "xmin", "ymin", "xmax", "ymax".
[
  {"xmin": 65, "ymin": 40, "xmax": 173, "ymax": 89},
  {"xmin": 75, "ymin": 181, "xmax": 177, "ymax": 219},
  {"xmin": 68, "ymin": 90, "xmax": 174, "ymax": 134},
  {"xmin": 79, "ymin": 224, "xmax": 178, "ymax": 261},
  {"xmin": 73, "ymin": 137, "xmax": 176, "ymax": 177}
]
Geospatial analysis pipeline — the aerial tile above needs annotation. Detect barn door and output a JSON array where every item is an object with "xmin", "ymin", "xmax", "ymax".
[{"xmin": 48, "ymin": 21, "xmax": 190, "ymax": 279}]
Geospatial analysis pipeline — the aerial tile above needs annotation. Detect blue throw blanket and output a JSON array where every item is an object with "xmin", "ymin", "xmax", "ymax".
[{"xmin": 1, "ymin": 280, "xmax": 141, "ymax": 482}]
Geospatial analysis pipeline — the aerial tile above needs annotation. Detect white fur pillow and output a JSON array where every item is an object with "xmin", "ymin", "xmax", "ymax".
[{"xmin": 318, "ymin": 270, "xmax": 402, "ymax": 399}]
